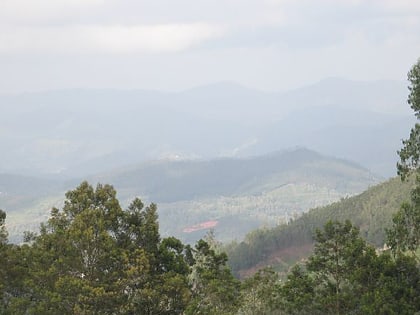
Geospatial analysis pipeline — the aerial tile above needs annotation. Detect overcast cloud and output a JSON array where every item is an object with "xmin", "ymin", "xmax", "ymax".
[{"xmin": 1, "ymin": 0, "xmax": 419, "ymax": 93}]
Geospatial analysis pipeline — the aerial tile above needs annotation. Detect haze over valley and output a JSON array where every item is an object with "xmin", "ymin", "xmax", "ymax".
[
  {"xmin": 0, "ymin": 78, "xmax": 409, "ymax": 243},
  {"xmin": 0, "ymin": 78, "xmax": 412, "ymax": 178}
]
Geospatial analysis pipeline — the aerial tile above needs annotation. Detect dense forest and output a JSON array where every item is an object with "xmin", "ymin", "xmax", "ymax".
[
  {"xmin": 0, "ymin": 182, "xmax": 241, "ymax": 314},
  {"xmin": 1, "ymin": 59, "xmax": 420, "ymax": 314},
  {"xmin": 1, "ymin": 181, "xmax": 419, "ymax": 314},
  {"xmin": 0, "ymin": 181, "xmax": 419, "ymax": 314},
  {"xmin": 226, "ymin": 175, "xmax": 414, "ymax": 276}
]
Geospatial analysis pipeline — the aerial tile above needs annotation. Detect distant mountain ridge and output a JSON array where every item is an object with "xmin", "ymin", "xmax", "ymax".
[{"xmin": 0, "ymin": 78, "xmax": 411, "ymax": 177}]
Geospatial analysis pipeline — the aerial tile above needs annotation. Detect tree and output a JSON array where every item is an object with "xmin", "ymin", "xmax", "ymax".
[
  {"xmin": 122, "ymin": 236, "xmax": 191, "ymax": 315},
  {"xmin": 358, "ymin": 253, "xmax": 420, "ymax": 314},
  {"xmin": 2, "ymin": 181, "xmax": 197, "ymax": 315},
  {"xmin": 238, "ymin": 268, "xmax": 282, "ymax": 315},
  {"xmin": 386, "ymin": 200, "xmax": 420, "ymax": 260},
  {"xmin": 306, "ymin": 220, "xmax": 371, "ymax": 315},
  {"xmin": 388, "ymin": 58, "xmax": 420, "ymax": 261},
  {"xmin": 0, "ymin": 210, "xmax": 7, "ymax": 245},
  {"xmin": 279, "ymin": 265, "xmax": 316, "ymax": 315},
  {"xmin": 397, "ymin": 58, "xmax": 420, "ymax": 178},
  {"xmin": 118, "ymin": 198, "xmax": 161, "ymax": 269},
  {"xmin": 1, "ymin": 182, "xmax": 248, "ymax": 314},
  {"xmin": 277, "ymin": 219, "xmax": 420, "ymax": 314},
  {"xmin": 186, "ymin": 238, "xmax": 240, "ymax": 315},
  {"xmin": 14, "ymin": 182, "xmax": 128, "ymax": 314}
]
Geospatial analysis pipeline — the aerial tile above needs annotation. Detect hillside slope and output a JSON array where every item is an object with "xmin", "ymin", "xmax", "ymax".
[
  {"xmin": 227, "ymin": 175, "xmax": 414, "ymax": 277},
  {"xmin": 2, "ymin": 148, "xmax": 379, "ymax": 243},
  {"xmin": 93, "ymin": 148, "xmax": 378, "ymax": 203},
  {"xmin": 90, "ymin": 148, "xmax": 379, "ymax": 243}
]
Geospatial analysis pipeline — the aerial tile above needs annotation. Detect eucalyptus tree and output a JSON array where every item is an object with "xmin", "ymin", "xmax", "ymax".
[{"xmin": 388, "ymin": 58, "xmax": 420, "ymax": 261}]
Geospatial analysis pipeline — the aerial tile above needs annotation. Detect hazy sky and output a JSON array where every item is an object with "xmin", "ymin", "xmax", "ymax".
[{"xmin": 1, "ymin": 0, "xmax": 420, "ymax": 93}]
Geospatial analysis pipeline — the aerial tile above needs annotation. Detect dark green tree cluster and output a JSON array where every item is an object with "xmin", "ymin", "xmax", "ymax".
[
  {"xmin": 391, "ymin": 57, "xmax": 420, "ymax": 252},
  {"xmin": 388, "ymin": 58, "xmax": 420, "ymax": 262},
  {"xmin": 1, "ymin": 187, "xmax": 419, "ymax": 314},
  {"xmin": 229, "ymin": 220, "xmax": 420, "ymax": 315},
  {"xmin": 0, "ymin": 182, "xmax": 240, "ymax": 314},
  {"xmin": 278, "ymin": 220, "xmax": 420, "ymax": 314}
]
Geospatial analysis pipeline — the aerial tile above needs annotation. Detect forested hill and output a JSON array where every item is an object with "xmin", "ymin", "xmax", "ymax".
[
  {"xmin": 2, "ymin": 148, "xmax": 379, "ymax": 243},
  {"xmin": 93, "ymin": 147, "xmax": 378, "ymax": 203},
  {"xmin": 89, "ymin": 148, "xmax": 380, "ymax": 243},
  {"xmin": 227, "ymin": 175, "xmax": 414, "ymax": 277}
]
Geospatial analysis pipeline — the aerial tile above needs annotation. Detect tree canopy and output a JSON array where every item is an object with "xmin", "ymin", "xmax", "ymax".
[
  {"xmin": 0, "ymin": 182, "xmax": 239, "ymax": 314},
  {"xmin": 388, "ymin": 58, "xmax": 420, "ymax": 262}
]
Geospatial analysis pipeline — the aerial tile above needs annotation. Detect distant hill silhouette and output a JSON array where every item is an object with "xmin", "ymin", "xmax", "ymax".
[{"xmin": 0, "ymin": 78, "xmax": 411, "ymax": 177}]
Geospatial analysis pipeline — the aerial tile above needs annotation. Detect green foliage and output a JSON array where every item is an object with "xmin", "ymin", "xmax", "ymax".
[
  {"xmin": 238, "ymin": 268, "xmax": 281, "ymax": 315},
  {"xmin": 358, "ymin": 254, "xmax": 420, "ymax": 315},
  {"xmin": 408, "ymin": 58, "xmax": 420, "ymax": 116},
  {"xmin": 397, "ymin": 124, "xmax": 420, "ymax": 179},
  {"xmin": 0, "ymin": 182, "xmax": 244, "ymax": 314},
  {"xmin": 306, "ymin": 221, "xmax": 373, "ymax": 314},
  {"xmin": 0, "ymin": 209, "xmax": 7, "ymax": 245},
  {"xmin": 397, "ymin": 58, "xmax": 420, "ymax": 178},
  {"xmin": 274, "ymin": 220, "xmax": 420, "ymax": 315},
  {"xmin": 227, "ymin": 176, "xmax": 413, "ymax": 276},
  {"xmin": 386, "ymin": 199, "xmax": 420, "ymax": 260},
  {"xmin": 1, "ymin": 185, "xmax": 420, "ymax": 314},
  {"xmin": 279, "ymin": 265, "xmax": 316, "ymax": 315},
  {"xmin": 388, "ymin": 58, "xmax": 420, "ymax": 263},
  {"xmin": 186, "ymin": 238, "xmax": 241, "ymax": 314}
]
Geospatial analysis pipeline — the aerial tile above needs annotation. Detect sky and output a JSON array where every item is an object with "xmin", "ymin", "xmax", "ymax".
[{"xmin": 1, "ymin": 0, "xmax": 420, "ymax": 93}]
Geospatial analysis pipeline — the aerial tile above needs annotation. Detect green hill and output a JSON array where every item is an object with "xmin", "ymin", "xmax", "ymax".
[
  {"xmin": 1, "ymin": 148, "xmax": 379, "ymax": 244},
  {"xmin": 92, "ymin": 148, "xmax": 378, "ymax": 203},
  {"xmin": 226, "ymin": 175, "xmax": 414, "ymax": 277},
  {"xmin": 91, "ymin": 148, "xmax": 379, "ymax": 243}
]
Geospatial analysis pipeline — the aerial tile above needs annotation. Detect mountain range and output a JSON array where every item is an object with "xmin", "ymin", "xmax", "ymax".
[{"xmin": 0, "ymin": 78, "xmax": 413, "ymax": 178}]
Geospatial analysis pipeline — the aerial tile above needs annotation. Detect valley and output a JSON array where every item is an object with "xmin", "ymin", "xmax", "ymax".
[
  {"xmin": 0, "ymin": 78, "xmax": 409, "ymax": 244},
  {"xmin": 2, "ymin": 148, "xmax": 379, "ymax": 243}
]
